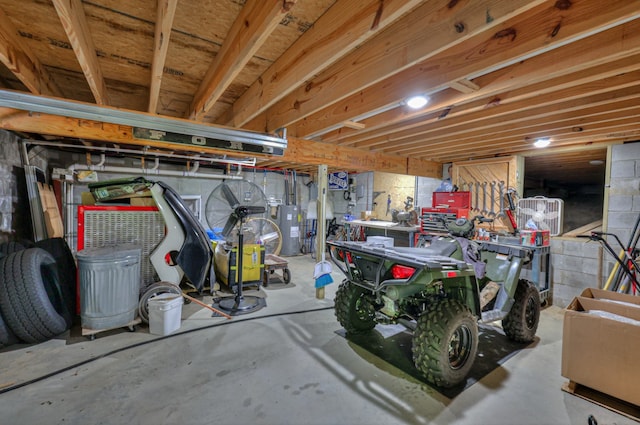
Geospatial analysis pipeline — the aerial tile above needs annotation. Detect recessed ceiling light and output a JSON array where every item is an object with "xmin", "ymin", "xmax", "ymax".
[
  {"xmin": 533, "ymin": 138, "xmax": 551, "ymax": 148},
  {"xmin": 405, "ymin": 95, "xmax": 429, "ymax": 109},
  {"xmin": 589, "ymin": 160, "xmax": 604, "ymax": 165}
]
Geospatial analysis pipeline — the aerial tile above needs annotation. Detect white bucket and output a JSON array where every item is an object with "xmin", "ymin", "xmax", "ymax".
[{"xmin": 148, "ymin": 293, "xmax": 183, "ymax": 336}]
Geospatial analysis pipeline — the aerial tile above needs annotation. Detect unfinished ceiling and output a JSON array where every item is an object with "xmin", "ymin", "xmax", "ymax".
[{"xmin": 0, "ymin": 0, "xmax": 638, "ymax": 179}]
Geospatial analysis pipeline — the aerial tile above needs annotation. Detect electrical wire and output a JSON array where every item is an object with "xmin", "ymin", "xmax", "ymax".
[{"xmin": 0, "ymin": 305, "xmax": 335, "ymax": 395}]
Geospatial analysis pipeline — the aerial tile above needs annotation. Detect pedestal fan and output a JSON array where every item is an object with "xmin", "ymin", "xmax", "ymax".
[{"xmin": 206, "ymin": 180, "xmax": 268, "ymax": 315}]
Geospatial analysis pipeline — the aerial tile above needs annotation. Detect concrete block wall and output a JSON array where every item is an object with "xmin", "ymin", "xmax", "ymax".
[
  {"xmin": 0, "ymin": 131, "xmax": 23, "ymax": 242},
  {"xmin": 549, "ymin": 142, "xmax": 640, "ymax": 306},
  {"xmin": 607, "ymin": 143, "xmax": 640, "ymax": 246},
  {"xmin": 549, "ymin": 237, "xmax": 603, "ymax": 307}
]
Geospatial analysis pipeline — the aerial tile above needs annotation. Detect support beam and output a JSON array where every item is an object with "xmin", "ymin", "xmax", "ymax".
[
  {"xmin": 52, "ymin": 0, "xmax": 110, "ymax": 105},
  {"xmin": 188, "ymin": 0, "xmax": 295, "ymax": 121},
  {"xmin": 148, "ymin": 0, "xmax": 178, "ymax": 113},
  {"xmin": 0, "ymin": 106, "xmax": 439, "ymax": 177},
  {"xmin": 0, "ymin": 9, "xmax": 62, "ymax": 96}
]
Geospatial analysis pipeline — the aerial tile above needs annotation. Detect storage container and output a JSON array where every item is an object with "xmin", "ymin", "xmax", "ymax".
[
  {"xmin": 77, "ymin": 246, "xmax": 141, "ymax": 330},
  {"xmin": 148, "ymin": 293, "xmax": 183, "ymax": 336},
  {"xmin": 366, "ymin": 236, "xmax": 394, "ymax": 247}
]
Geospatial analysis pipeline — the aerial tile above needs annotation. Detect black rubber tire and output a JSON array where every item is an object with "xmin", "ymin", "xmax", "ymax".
[
  {"xmin": 283, "ymin": 268, "xmax": 291, "ymax": 284},
  {"xmin": 0, "ymin": 309, "xmax": 19, "ymax": 348},
  {"xmin": 138, "ymin": 282, "xmax": 182, "ymax": 324},
  {"xmin": 502, "ymin": 279, "xmax": 540, "ymax": 343},
  {"xmin": 0, "ymin": 241, "xmax": 25, "ymax": 256},
  {"xmin": 35, "ymin": 238, "xmax": 77, "ymax": 327},
  {"xmin": 334, "ymin": 280, "xmax": 376, "ymax": 334},
  {"xmin": 0, "ymin": 248, "xmax": 70, "ymax": 343},
  {"xmin": 412, "ymin": 298, "xmax": 479, "ymax": 388}
]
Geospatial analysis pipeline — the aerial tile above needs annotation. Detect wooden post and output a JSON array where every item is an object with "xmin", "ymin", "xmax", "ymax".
[{"xmin": 315, "ymin": 164, "xmax": 328, "ymax": 299}]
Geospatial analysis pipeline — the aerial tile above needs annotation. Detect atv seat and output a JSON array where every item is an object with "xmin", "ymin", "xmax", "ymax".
[{"xmin": 394, "ymin": 238, "xmax": 458, "ymax": 258}]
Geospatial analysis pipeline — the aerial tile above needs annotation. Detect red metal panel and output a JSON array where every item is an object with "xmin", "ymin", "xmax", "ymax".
[{"xmin": 432, "ymin": 191, "xmax": 471, "ymax": 209}]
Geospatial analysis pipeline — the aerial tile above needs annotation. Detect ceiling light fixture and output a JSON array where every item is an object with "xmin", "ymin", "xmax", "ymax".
[
  {"xmin": 405, "ymin": 95, "xmax": 429, "ymax": 109},
  {"xmin": 533, "ymin": 137, "xmax": 551, "ymax": 148},
  {"xmin": 589, "ymin": 160, "xmax": 604, "ymax": 165}
]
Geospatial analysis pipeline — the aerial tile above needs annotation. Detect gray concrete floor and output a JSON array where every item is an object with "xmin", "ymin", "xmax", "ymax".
[{"xmin": 0, "ymin": 254, "xmax": 636, "ymax": 425}]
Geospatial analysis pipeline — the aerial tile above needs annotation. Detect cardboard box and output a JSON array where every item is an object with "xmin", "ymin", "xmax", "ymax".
[
  {"xmin": 360, "ymin": 211, "xmax": 377, "ymax": 220},
  {"xmin": 562, "ymin": 288, "xmax": 640, "ymax": 406},
  {"xmin": 130, "ymin": 197, "xmax": 156, "ymax": 207},
  {"xmin": 520, "ymin": 229, "xmax": 550, "ymax": 247},
  {"xmin": 81, "ymin": 192, "xmax": 96, "ymax": 205}
]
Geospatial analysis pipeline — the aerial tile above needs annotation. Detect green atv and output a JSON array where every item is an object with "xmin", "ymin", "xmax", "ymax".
[{"xmin": 327, "ymin": 217, "xmax": 540, "ymax": 388}]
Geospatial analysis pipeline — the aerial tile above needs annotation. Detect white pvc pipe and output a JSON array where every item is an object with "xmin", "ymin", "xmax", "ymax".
[{"xmin": 68, "ymin": 163, "xmax": 242, "ymax": 180}]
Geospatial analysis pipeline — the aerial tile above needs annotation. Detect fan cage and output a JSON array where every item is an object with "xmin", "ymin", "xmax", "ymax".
[{"xmin": 516, "ymin": 196, "xmax": 564, "ymax": 236}]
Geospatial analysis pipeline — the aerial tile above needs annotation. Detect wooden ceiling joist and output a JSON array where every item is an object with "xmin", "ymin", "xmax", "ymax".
[
  {"xmin": 188, "ymin": 0, "xmax": 296, "ymax": 121},
  {"xmin": 242, "ymin": 0, "xmax": 547, "ymax": 134},
  {"xmin": 52, "ymin": 0, "xmax": 109, "ymax": 105},
  {"xmin": 224, "ymin": 0, "xmax": 425, "ymax": 128},
  {"xmin": 370, "ymin": 74, "xmax": 640, "ymax": 154},
  {"xmin": 328, "ymin": 17, "xmax": 640, "ymax": 147},
  {"xmin": 0, "ymin": 8, "xmax": 62, "ymax": 97},
  {"xmin": 290, "ymin": 0, "xmax": 640, "ymax": 140},
  {"xmin": 148, "ymin": 0, "xmax": 178, "ymax": 114}
]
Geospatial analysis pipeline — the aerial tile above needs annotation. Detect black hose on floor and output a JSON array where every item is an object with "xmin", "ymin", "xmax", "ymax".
[{"xmin": 0, "ymin": 305, "xmax": 335, "ymax": 395}]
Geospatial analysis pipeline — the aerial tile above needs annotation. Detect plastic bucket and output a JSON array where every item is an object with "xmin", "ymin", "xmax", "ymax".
[{"xmin": 148, "ymin": 293, "xmax": 183, "ymax": 336}]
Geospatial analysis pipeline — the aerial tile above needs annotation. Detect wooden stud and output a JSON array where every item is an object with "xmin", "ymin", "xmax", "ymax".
[
  {"xmin": 189, "ymin": 0, "xmax": 296, "ymax": 121},
  {"xmin": 148, "ymin": 0, "xmax": 178, "ymax": 113},
  {"xmin": 52, "ymin": 0, "xmax": 110, "ymax": 105},
  {"xmin": 0, "ymin": 8, "xmax": 62, "ymax": 96}
]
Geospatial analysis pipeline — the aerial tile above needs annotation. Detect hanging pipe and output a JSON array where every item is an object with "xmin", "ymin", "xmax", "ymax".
[
  {"xmin": 67, "ymin": 162, "xmax": 242, "ymax": 180},
  {"xmin": 23, "ymin": 138, "xmax": 256, "ymax": 167}
]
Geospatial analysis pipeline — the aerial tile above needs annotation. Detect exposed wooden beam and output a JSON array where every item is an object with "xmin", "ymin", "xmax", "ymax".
[
  {"xmin": 0, "ymin": 8, "xmax": 62, "ymax": 96},
  {"xmin": 328, "ymin": 18, "xmax": 640, "ymax": 146},
  {"xmin": 450, "ymin": 78, "xmax": 480, "ymax": 94},
  {"xmin": 289, "ymin": 0, "xmax": 640, "ymax": 139},
  {"xmin": 0, "ymin": 106, "xmax": 438, "ymax": 176},
  {"xmin": 405, "ymin": 110, "xmax": 640, "ymax": 160},
  {"xmin": 188, "ymin": 0, "xmax": 296, "ymax": 121},
  {"xmin": 224, "ymin": 0, "xmax": 425, "ymax": 127},
  {"xmin": 342, "ymin": 120, "xmax": 365, "ymax": 130},
  {"xmin": 148, "ymin": 0, "xmax": 178, "ymax": 114},
  {"xmin": 366, "ymin": 71, "xmax": 640, "ymax": 152},
  {"xmin": 52, "ymin": 0, "xmax": 110, "ymax": 105},
  {"xmin": 242, "ymin": 0, "xmax": 547, "ymax": 133}
]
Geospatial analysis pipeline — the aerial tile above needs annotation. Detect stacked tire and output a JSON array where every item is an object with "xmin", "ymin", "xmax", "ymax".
[{"xmin": 0, "ymin": 239, "xmax": 76, "ymax": 348}]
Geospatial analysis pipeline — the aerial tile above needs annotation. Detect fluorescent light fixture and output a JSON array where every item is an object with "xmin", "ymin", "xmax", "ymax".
[
  {"xmin": 405, "ymin": 95, "xmax": 429, "ymax": 109},
  {"xmin": 589, "ymin": 159, "xmax": 604, "ymax": 165},
  {"xmin": 533, "ymin": 138, "xmax": 551, "ymax": 148}
]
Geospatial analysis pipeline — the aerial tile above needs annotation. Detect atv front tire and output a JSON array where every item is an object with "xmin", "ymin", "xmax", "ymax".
[
  {"xmin": 502, "ymin": 279, "xmax": 540, "ymax": 343},
  {"xmin": 334, "ymin": 280, "xmax": 376, "ymax": 334},
  {"xmin": 412, "ymin": 298, "xmax": 478, "ymax": 388}
]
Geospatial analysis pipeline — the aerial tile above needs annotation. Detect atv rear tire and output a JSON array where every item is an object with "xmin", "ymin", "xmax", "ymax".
[
  {"xmin": 412, "ymin": 298, "xmax": 478, "ymax": 388},
  {"xmin": 0, "ymin": 248, "xmax": 70, "ymax": 343},
  {"xmin": 334, "ymin": 280, "xmax": 376, "ymax": 334},
  {"xmin": 502, "ymin": 279, "xmax": 540, "ymax": 343}
]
